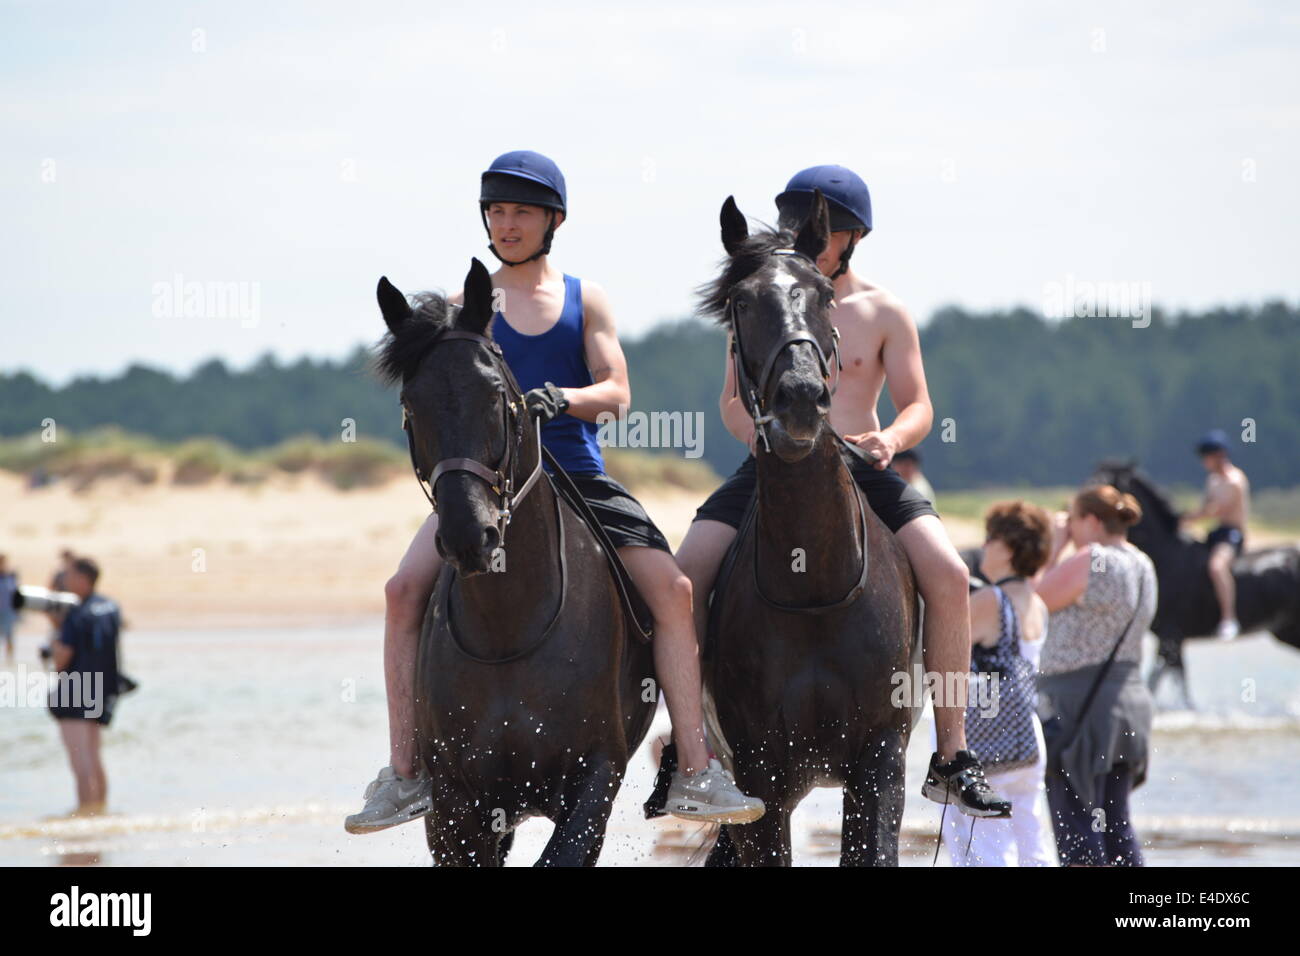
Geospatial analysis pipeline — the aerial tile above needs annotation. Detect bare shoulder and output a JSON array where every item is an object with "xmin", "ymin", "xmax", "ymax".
[
  {"xmin": 448, "ymin": 288, "xmax": 464, "ymax": 306},
  {"xmin": 578, "ymin": 279, "xmax": 615, "ymax": 327},
  {"xmin": 836, "ymin": 279, "xmax": 915, "ymax": 334}
]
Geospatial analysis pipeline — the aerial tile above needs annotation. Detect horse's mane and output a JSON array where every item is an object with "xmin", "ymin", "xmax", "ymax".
[
  {"xmin": 1096, "ymin": 459, "xmax": 1180, "ymax": 532},
  {"xmin": 373, "ymin": 291, "xmax": 473, "ymax": 386},
  {"xmin": 697, "ymin": 226, "xmax": 802, "ymax": 325}
]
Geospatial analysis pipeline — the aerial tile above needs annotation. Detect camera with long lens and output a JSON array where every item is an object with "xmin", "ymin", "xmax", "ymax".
[{"xmin": 12, "ymin": 586, "xmax": 80, "ymax": 614}]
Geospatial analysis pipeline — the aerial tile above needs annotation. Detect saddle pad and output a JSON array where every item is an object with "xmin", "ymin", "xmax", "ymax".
[{"xmin": 542, "ymin": 446, "xmax": 654, "ymax": 643}]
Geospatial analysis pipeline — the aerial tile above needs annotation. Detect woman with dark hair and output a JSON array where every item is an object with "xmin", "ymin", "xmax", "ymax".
[
  {"xmin": 945, "ymin": 501, "xmax": 1055, "ymax": 865},
  {"xmin": 1036, "ymin": 485, "xmax": 1157, "ymax": 866}
]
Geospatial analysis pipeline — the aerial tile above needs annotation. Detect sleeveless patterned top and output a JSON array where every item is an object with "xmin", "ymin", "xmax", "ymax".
[{"xmin": 1040, "ymin": 542, "xmax": 1157, "ymax": 676}]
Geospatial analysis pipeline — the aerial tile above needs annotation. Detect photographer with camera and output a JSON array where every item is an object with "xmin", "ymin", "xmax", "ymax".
[{"xmin": 46, "ymin": 556, "xmax": 123, "ymax": 817}]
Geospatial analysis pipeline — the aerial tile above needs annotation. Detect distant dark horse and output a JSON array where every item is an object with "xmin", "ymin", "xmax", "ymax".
[
  {"xmin": 700, "ymin": 193, "xmax": 921, "ymax": 866},
  {"xmin": 375, "ymin": 259, "xmax": 655, "ymax": 865},
  {"xmin": 1091, "ymin": 461, "xmax": 1300, "ymax": 706}
]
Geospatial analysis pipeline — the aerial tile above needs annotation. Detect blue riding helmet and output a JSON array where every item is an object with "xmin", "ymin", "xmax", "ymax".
[
  {"xmin": 1196, "ymin": 429, "xmax": 1230, "ymax": 455},
  {"xmin": 775, "ymin": 164, "xmax": 872, "ymax": 234},
  {"xmin": 775, "ymin": 164, "xmax": 872, "ymax": 278},
  {"xmin": 479, "ymin": 150, "xmax": 567, "ymax": 265}
]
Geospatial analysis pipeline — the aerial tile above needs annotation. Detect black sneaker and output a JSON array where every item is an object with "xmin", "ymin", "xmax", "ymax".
[{"xmin": 921, "ymin": 750, "xmax": 1012, "ymax": 818}]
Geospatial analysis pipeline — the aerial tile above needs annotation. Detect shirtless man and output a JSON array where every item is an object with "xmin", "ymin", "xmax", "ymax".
[
  {"xmin": 1184, "ymin": 429, "xmax": 1251, "ymax": 640},
  {"xmin": 675, "ymin": 165, "xmax": 1010, "ymax": 817},
  {"xmin": 345, "ymin": 151, "xmax": 762, "ymax": 834}
]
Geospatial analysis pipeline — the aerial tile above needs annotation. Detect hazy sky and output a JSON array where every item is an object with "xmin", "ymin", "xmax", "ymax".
[{"xmin": 3, "ymin": 0, "xmax": 1297, "ymax": 384}]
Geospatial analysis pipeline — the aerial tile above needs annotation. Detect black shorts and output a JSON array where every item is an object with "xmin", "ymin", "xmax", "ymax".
[
  {"xmin": 693, "ymin": 445, "xmax": 938, "ymax": 534},
  {"xmin": 1206, "ymin": 524, "xmax": 1244, "ymax": 556},
  {"xmin": 49, "ymin": 692, "xmax": 116, "ymax": 727},
  {"xmin": 568, "ymin": 473, "xmax": 672, "ymax": 553}
]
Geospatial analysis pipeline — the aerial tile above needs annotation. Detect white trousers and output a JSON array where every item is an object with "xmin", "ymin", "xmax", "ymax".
[{"xmin": 939, "ymin": 716, "xmax": 1057, "ymax": 867}]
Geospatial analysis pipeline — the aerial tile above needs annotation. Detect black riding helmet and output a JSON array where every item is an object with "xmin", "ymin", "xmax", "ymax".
[{"xmin": 479, "ymin": 150, "xmax": 567, "ymax": 266}]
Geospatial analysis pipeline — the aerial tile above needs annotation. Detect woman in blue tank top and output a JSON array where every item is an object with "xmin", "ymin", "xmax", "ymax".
[{"xmin": 346, "ymin": 151, "xmax": 764, "ymax": 836}]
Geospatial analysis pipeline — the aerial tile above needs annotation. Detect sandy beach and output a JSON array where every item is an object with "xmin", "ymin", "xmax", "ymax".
[
  {"xmin": 0, "ymin": 470, "xmax": 993, "ymax": 632},
  {"xmin": 1, "ymin": 471, "xmax": 727, "ymax": 632}
]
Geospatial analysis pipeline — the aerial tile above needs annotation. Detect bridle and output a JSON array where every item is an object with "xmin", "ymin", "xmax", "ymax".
[
  {"xmin": 727, "ymin": 248, "xmax": 843, "ymax": 454},
  {"xmin": 401, "ymin": 328, "xmax": 545, "ymax": 542},
  {"xmin": 727, "ymin": 247, "xmax": 868, "ymax": 614}
]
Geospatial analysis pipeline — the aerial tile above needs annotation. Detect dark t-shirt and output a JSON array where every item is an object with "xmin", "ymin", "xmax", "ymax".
[{"xmin": 49, "ymin": 593, "xmax": 121, "ymax": 724}]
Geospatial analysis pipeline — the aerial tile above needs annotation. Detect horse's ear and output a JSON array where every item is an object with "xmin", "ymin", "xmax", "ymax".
[
  {"xmin": 720, "ymin": 196, "xmax": 748, "ymax": 255},
  {"xmin": 377, "ymin": 276, "xmax": 412, "ymax": 333},
  {"xmin": 458, "ymin": 258, "xmax": 495, "ymax": 334},
  {"xmin": 793, "ymin": 189, "xmax": 830, "ymax": 262}
]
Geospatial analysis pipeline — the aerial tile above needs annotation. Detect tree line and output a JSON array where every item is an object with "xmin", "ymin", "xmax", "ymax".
[{"xmin": 2, "ymin": 302, "xmax": 1295, "ymax": 490}]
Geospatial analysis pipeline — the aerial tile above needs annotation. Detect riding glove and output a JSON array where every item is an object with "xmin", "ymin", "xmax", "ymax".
[{"xmin": 523, "ymin": 382, "xmax": 569, "ymax": 423}]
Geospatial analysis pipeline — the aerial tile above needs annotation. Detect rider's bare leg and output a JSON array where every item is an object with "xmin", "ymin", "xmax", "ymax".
[
  {"xmin": 895, "ymin": 515, "xmax": 973, "ymax": 762},
  {"xmin": 1208, "ymin": 542, "xmax": 1237, "ymax": 626},
  {"xmin": 383, "ymin": 513, "xmax": 442, "ymax": 778},
  {"xmin": 618, "ymin": 545, "xmax": 711, "ymax": 775},
  {"xmin": 674, "ymin": 519, "xmax": 739, "ymax": 647}
]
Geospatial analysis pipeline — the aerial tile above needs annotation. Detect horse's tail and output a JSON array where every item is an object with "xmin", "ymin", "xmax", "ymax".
[{"xmin": 693, "ymin": 823, "xmax": 734, "ymax": 867}]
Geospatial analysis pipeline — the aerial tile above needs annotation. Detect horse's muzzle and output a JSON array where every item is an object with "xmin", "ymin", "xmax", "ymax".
[{"xmin": 435, "ymin": 524, "xmax": 501, "ymax": 576}]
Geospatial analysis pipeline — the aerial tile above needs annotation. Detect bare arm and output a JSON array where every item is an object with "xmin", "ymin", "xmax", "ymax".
[
  {"xmin": 565, "ymin": 282, "xmax": 631, "ymax": 422},
  {"xmin": 1036, "ymin": 549, "xmax": 1092, "ymax": 613},
  {"xmin": 969, "ymin": 586, "xmax": 1001, "ymax": 648},
  {"xmin": 844, "ymin": 298, "xmax": 933, "ymax": 469},
  {"xmin": 719, "ymin": 333, "xmax": 756, "ymax": 448}
]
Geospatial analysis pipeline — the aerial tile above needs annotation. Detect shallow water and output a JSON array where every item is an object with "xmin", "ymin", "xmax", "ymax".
[{"xmin": 1, "ymin": 624, "xmax": 1296, "ymax": 866}]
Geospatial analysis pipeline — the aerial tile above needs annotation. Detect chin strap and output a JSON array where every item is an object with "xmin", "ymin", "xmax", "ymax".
[
  {"xmin": 481, "ymin": 206, "xmax": 557, "ymax": 266},
  {"xmin": 829, "ymin": 233, "xmax": 860, "ymax": 280}
]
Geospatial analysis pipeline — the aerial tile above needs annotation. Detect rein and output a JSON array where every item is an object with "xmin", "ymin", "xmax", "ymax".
[{"xmin": 752, "ymin": 475, "xmax": 871, "ymax": 615}]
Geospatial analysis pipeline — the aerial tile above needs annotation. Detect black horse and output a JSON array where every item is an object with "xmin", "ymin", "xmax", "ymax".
[
  {"xmin": 699, "ymin": 194, "xmax": 921, "ymax": 866},
  {"xmin": 374, "ymin": 259, "xmax": 656, "ymax": 866},
  {"xmin": 1091, "ymin": 460, "xmax": 1300, "ymax": 706}
]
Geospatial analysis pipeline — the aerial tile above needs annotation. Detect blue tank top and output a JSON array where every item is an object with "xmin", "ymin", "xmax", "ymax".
[{"xmin": 491, "ymin": 274, "xmax": 606, "ymax": 476}]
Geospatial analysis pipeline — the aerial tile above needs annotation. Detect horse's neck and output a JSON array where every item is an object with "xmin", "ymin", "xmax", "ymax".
[
  {"xmin": 452, "ymin": 456, "xmax": 562, "ymax": 640},
  {"xmin": 753, "ymin": 432, "xmax": 863, "ymax": 604}
]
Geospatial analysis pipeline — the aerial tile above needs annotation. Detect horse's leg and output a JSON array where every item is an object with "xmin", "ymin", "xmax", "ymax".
[
  {"xmin": 536, "ymin": 756, "xmax": 622, "ymax": 867},
  {"xmin": 424, "ymin": 802, "xmax": 500, "ymax": 867},
  {"xmin": 1178, "ymin": 664, "xmax": 1195, "ymax": 711},
  {"xmin": 842, "ymin": 735, "xmax": 908, "ymax": 867},
  {"xmin": 726, "ymin": 803, "xmax": 792, "ymax": 867},
  {"xmin": 1170, "ymin": 639, "xmax": 1195, "ymax": 711},
  {"xmin": 496, "ymin": 830, "xmax": 515, "ymax": 865}
]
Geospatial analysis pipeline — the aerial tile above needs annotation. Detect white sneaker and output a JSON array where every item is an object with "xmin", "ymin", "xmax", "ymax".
[
  {"xmin": 343, "ymin": 766, "xmax": 434, "ymax": 834},
  {"xmin": 665, "ymin": 759, "xmax": 765, "ymax": 824},
  {"xmin": 1216, "ymin": 619, "xmax": 1240, "ymax": 641}
]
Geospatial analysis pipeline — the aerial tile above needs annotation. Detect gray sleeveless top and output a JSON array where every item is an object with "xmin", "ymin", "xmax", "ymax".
[{"xmin": 1041, "ymin": 542, "xmax": 1157, "ymax": 676}]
